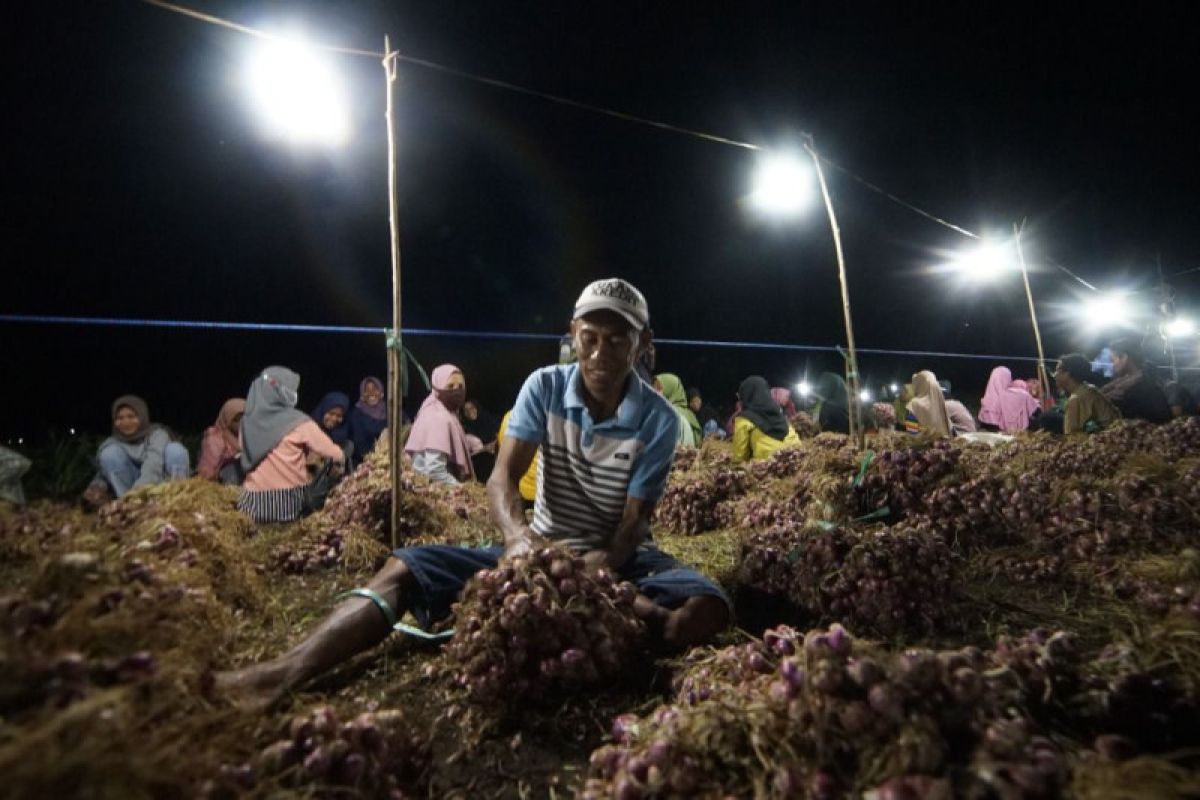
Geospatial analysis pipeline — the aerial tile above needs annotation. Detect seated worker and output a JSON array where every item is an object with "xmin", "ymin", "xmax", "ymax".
[
  {"xmin": 1101, "ymin": 338, "xmax": 1171, "ymax": 424},
  {"xmin": 237, "ymin": 367, "xmax": 346, "ymax": 523},
  {"xmin": 348, "ymin": 377, "xmax": 388, "ymax": 466},
  {"xmin": 1055, "ymin": 353, "xmax": 1120, "ymax": 434},
  {"xmin": 731, "ymin": 375, "xmax": 800, "ymax": 462},
  {"xmin": 686, "ymin": 387, "xmax": 724, "ymax": 439},
  {"xmin": 496, "ymin": 409, "xmax": 538, "ymax": 509},
  {"xmin": 655, "ymin": 373, "xmax": 701, "ymax": 447},
  {"xmin": 197, "ymin": 398, "xmax": 246, "ymax": 485},
  {"xmin": 404, "ymin": 365, "xmax": 475, "ymax": 486},
  {"xmin": 937, "ymin": 379, "xmax": 978, "ymax": 435},
  {"xmin": 905, "ymin": 371, "xmax": 953, "ymax": 436},
  {"xmin": 84, "ymin": 395, "xmax": 190, "ymax": 502},
  {"xmin": 215, "ymin": 278, "xmax": 731, "ymax": 707}
]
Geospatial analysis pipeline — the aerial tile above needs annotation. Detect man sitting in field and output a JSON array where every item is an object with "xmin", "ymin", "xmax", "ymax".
[{"xmin": 217, "ymin": 278, "xmax": 731, "ymax": 706}]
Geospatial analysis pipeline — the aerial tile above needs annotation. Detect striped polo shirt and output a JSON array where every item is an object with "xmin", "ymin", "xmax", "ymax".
[{"xmin": 506, "ymin": 364, "xmax": 679, "ymax": 551}]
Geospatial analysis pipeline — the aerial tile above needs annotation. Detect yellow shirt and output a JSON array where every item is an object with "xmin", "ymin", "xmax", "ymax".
[
  {"xmin": 497, "ymin": 410, "xmax": 538, "ymax": 502},
  {"xmin": 731, "ymin": 416, "xmax": 800, "ymax": 462}
]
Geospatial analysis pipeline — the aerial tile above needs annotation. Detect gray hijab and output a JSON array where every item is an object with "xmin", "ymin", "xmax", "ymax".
[
  {"xmin": 239, "ymin": 366, "xmax": 309, "ymax": 472},
  {"xmin": 110, "ymin": 395, "xmax": 156, "ymax": 443}
]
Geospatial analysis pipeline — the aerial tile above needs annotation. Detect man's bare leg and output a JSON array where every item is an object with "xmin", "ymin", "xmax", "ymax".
[
  {"xmin": 215, "ymin": 558, "xmax": 413, "ymax": 708},
  {"xmin": 633, "ymin": 594, "xmax": 730, "ymax": 649}
]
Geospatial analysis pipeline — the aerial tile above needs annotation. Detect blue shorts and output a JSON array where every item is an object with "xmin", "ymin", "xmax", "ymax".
[{"xmin": 392, "ymin": 544, "xmax": 731, "ymax": 628}]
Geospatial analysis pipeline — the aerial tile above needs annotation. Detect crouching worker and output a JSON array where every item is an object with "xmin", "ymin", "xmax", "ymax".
[
  {"xmin": 84, "ymin": 395, "xmax": 190, "ymax": 503},
  {"xmin": 216, "ymin": 279, "xmax": 731, "ymax": 707},
  {"xmin": 237, "ymin": 367, "xmax": 346, "ymax": 523}
]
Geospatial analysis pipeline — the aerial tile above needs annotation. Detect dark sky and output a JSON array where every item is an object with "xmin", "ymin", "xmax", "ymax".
[{"xmin": 5, "ymin": 2, "xmax": 1199, "ymax": 441}]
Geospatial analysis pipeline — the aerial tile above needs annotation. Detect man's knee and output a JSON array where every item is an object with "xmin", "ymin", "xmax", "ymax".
[
  {"xmin": 662, "ymin": 595, "xmax": 730, "ymax": 648},
  {"xmin": 368, "ymin": 556, "xmax": 413, "ymax": 597}
]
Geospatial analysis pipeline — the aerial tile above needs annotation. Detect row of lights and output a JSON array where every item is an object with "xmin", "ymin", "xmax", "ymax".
[
  {"xmin": 794, "ymin": 381, "xmax": 903, "ymax": 404},
  {"xmin": 948, "ymin": 243, "xmax": 1195, "ymax": 338},
  {"xmin": 6, "ymin": 429, "xmax": 77, "ymax": 447}
]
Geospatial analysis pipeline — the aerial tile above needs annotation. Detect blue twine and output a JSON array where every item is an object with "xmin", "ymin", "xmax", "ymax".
[{"xmin": 2, "ymin": 313, "xmax": 1193, "ymax": 370}]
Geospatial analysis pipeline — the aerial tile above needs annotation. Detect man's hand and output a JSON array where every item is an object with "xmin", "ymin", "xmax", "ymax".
[
  {"xmin": 581, "ymin": 549, "xmax": 613, "ymax": 569},
  {"xmin": 488, "ymin": 436, "xmax": 540, "ymax": 551},
  {"xmin": 503, "ymin": 530, "xmax": 539, "ymax": 559}
]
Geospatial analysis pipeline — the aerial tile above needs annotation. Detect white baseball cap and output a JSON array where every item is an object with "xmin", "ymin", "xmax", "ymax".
[{"xmin": 572, "ymin": 278, "xmax": 650, "ymax": 331}]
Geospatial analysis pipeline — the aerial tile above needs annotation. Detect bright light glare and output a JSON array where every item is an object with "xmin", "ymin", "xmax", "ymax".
[
  {"xmin": 1082, "ymin": 293, "xmax": 1133, "ymax": 329},
  {"xmin": 749, "ymin": 154, "xmax": 814, "ymax": 217},
  {"xmin": 859, "ymin": 389, "xmax": 872, "ymax": 403},
  {"xmin": 1167, "ymin": 318, "xmax": 1195, "ymax": 338},
  {"xmin": 245, "ymin": 36, "xmax": 349, "ymax": 146},
  {"xmin": 796, "ymin": 381, "xmax": 812, "ymax": 397},
  {"xmin": 951, "ymin": 243, "xmax": 1014, "ymax": 283},
  {"xmin": 889, "ymin": 383, "xmax": 900, "ymax": 394}
]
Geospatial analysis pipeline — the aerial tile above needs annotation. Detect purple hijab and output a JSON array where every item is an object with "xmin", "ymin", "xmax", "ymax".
[{"xmin": 356, "ymin": 377, "xmax": 388, "ymax": 421}]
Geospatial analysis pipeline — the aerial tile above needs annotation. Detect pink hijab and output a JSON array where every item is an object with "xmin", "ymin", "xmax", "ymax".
[
  {"xmin": 770, "ymin": 387, "xmax": 797, "ymax": 417},
  {"xmin": 403, "ymin": 364, "xmax": 474, "ymax": 479},
  {"xmin": 979, "ymin": 367, "xmax": 1039, "ymax": 432}
]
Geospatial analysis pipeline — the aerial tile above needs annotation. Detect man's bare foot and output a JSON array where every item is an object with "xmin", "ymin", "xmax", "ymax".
[{"xmin": 212, "ymin": 659, "xmax": 300, "ymax": 712}]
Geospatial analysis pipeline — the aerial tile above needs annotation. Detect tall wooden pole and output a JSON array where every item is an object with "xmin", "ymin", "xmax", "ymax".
[
  {"xmin": 383, "ymin": 38, "xmax": 403, "ymax": 548},
  {"xmin": 805, "ymin": 135, "xmax": 864, "ymax": 449},
  {"xmin": 1012, "ymin": 223, "xmax": 1052, "ymax": 406}
]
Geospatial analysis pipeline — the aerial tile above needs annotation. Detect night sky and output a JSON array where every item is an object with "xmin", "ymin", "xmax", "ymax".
[{"xmin": 6, "ymin": 2, "xmax": 1199, "ymax": 442}]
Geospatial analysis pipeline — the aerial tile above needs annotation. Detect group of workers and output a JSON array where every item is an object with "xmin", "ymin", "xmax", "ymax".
[
  {"xmin": 2, "ymin": 277, "xmax": 1195, "ymax": 711},
  {"xmin": 3, "ymin": 288, "xmax": 1192, "ymax": 521}
]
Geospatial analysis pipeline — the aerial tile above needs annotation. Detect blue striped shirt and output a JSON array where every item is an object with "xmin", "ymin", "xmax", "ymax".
[{"xmin": 506, "ymin": 364, "xmax": 678, "ymax": 550}]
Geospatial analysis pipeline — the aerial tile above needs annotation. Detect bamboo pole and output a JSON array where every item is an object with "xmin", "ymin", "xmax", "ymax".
[
  {"xmin": 383, "ymin": 38, "xmax": 404, "ymax": 549},
  {"xmin": 1012, "ymin": 223, "xmax": 1052, "ymax": 405},
  {"xmin": 1157, "ymin": 255, "xmax": 1180, "ymax": 382},
  {"xmin": 805, "ymin": 135, "xmax": 864, "ymax": 449}
]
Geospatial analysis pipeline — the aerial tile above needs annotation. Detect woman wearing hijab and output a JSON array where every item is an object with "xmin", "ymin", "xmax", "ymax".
[
  {"xmin": 978, "ymin": 367, "xmax": 1039, "ymax": 433},
  {"xmin": 905, "ymin": 370, "xmax": 953, "ymax": 436},
  {"xmin": 656, "ymin": 373, "xmax": 701, "ymax": 447},
  {"xmin": 770, "ymin": 386, "xmax": 798, "ymax": 418},
  {"xmin": 815, "ymin": 372, "xmax": 852, "ymax": 434},
  {"xmin": 460, "ymin": 398, "xmax": 500, "ymax": 482},
  {"xmin": 348, "ymin": 377, "xmax": 388, "ymax": 466},
  {"xmin": 312, "ymin": 391, "xmax": 352, "ymax": 453},
  {"xmin": 687, "ymin": 387, "xmax": 723, "ymax": 439},
  {"xmin": 404, "ymin": 364, "xmax": 475, "ymax": 485},
  {"xmin": 731, "ymin": 376, "xmax": 800, "ymax": 462},
  {"xmin": 197, "ymin": 398, "xmax": 246, "ymax": 484},
  {"xmin": 85, "ymin": 395, "xmax": 190, "ymax": 501},
  {"xmin": 238, "ymin": 367, "xmax": 345, "ymax": 523}
]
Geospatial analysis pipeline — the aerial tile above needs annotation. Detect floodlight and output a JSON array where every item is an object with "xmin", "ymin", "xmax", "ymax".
[
  {"xmin": 1167, "ymin": 318, "xmax": 1195, "ymax": 338},
  {"xmin": 1082, "ymin": 292, "xmax": 1133, "ymax": 329},
  {"xmin": 859, "ymin": 389, "xmax": 872, "ymax": 403},
  {"xmin": 796, "ymin": 381, "xmax": 811, "ymax": 397},
  {"xmin": 951, "ymin": 242, "xmax": 1014, "ymax": 283},
  {"xmin": 245, "ymin": 35, "xmax": 349, "ymax": 146},
  {"xmin": 749, "ymin": 154, "xmax": 815, "ymax": 217}
]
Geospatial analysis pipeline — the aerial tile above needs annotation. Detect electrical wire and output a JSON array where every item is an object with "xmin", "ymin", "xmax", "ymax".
[{"xmin": 141, "ymin": 0, "xmax": 1103, "ymax": 292}]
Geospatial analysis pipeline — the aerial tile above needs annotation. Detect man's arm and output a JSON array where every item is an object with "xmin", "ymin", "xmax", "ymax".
[
  {"xmin": 487, "ymin": 435, "xmax": 541, "ymax": 556},
  {"xmin": 586, "ymin": 496, "xmax": 653, "ymax": 569}
]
